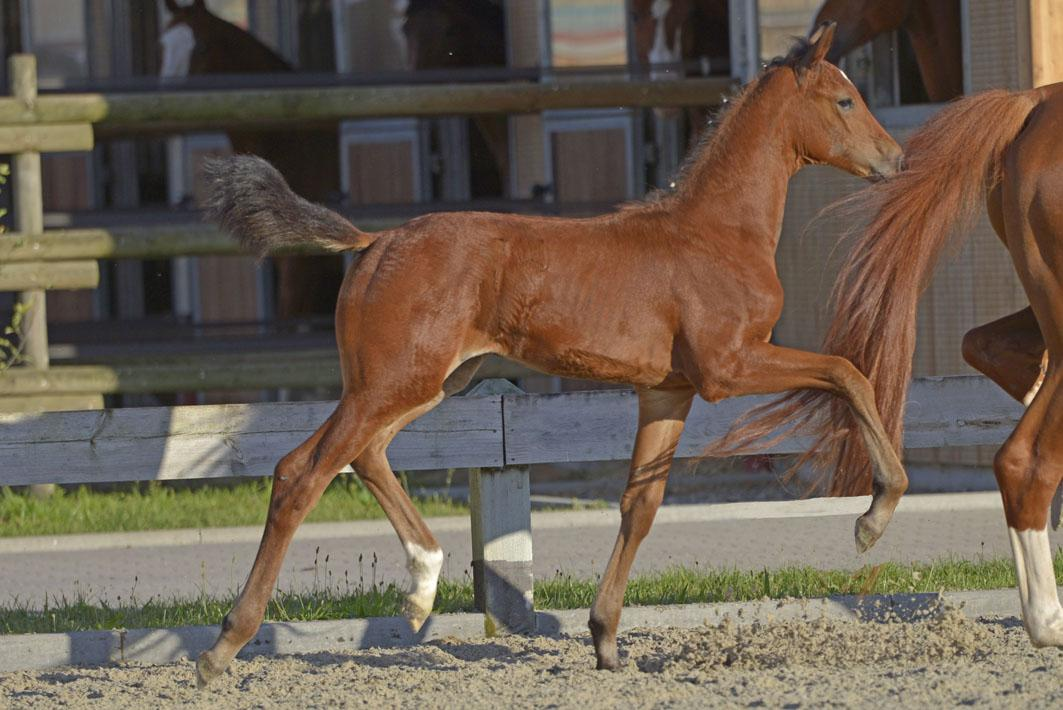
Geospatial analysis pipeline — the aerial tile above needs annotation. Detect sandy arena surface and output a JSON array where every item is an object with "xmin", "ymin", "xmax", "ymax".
[{"xmin": 3, "ymin": 609, "xmax": 1062, "ymax": 708}]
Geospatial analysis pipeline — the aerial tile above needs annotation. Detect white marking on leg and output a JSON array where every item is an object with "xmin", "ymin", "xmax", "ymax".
[
  {"xmin": 404, "ymin": 541, "xmax": 443, "ymax": 615},
  {"xmin": 159, "ymin": 24, "xmax": 195, "ymax": 79},
  {"xmin": 1023, "ymin": 363, "xmax": 1046, "ymax": 407},
  {"xmin": 1007, "ymin": 527, "xmax": 1063, "ymax": 647}
]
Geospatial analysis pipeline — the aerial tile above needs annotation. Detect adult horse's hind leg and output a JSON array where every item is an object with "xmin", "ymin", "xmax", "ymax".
[
  {"xmin": 589, "ymin": 386, "xmax": 694, "ymax": 670},
  {"xmin": 993, "ymin": 371, "xmax": 1063, "ymax": 647},
  {"xmin": 962, "ymin": 306, "xmax": 1046, "ymax": 404},
  {"xmin": 720, "ymin": 343, "xmax": 909, "ymax": 552},
  {"xmin": 196, "ymin": 396, "xmax": 387, "ymax": 686}
]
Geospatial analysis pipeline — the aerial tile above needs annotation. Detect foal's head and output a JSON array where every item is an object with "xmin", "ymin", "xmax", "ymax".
[
  {"xmin": 774, "ymin": 22, "xmax": 903, "ymax": 180},
  {"xmin": 159, "ymin": 0, "xmax": 289, "ymax": 80}
]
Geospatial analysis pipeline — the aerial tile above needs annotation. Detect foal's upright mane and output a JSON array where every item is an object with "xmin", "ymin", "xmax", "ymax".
[{"xmin": 638, "ymin": 38, "xmax": 818, "ymax": 208}]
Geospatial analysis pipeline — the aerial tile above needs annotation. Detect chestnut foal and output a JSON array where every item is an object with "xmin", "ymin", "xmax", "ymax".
[
  {"xmin": 744, "ymin": 84, "xmax": 1063, "ymax": 647},
  {"xmin": 195, "ymin": 24, "xmax": 905, "ymax": 684}
]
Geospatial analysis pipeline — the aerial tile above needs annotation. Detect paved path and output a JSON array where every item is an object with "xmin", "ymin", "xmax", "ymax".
[{"xmin": 0, "ymin": 493, "xmax": 1057, "ymax": 608}]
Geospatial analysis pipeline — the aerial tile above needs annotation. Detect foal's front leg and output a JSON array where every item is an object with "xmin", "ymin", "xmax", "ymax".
[
  {"xmin": 589, "ymin": 386, "xmax": 694, "ymax": 670},
  {"xmin": 721, "ymin": 344, "xmax": 909, "ymax": 552}
]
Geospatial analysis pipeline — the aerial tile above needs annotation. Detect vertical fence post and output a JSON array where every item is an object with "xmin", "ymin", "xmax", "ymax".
[
  {"xmin": 464, "ymin": 378, "xmax": 536, "ymax": 634},
  {"xmin": 9, "ymin": 54, "xmax": 57, "ymax": 498},
  {"xmin": 9, "ymin": 54, "xmax": 48, "ymax": 370}
]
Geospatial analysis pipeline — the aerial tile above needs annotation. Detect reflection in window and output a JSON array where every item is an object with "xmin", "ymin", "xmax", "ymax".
[
  {"xmin": 549, "ymin": 0, "xmax": 627, "ymax": 67},
  {"xmin": 27, "ymin": 0, "xmax": 88, "ymax": 86},
  {"xmin": 757, "ymin": 0, "xmax": 819, "ymax": 64}
]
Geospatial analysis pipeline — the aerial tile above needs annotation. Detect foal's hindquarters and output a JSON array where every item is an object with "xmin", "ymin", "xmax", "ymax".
[{"xmin": 196, "ymin": 225, "xmax": 496, "ymax": 685}]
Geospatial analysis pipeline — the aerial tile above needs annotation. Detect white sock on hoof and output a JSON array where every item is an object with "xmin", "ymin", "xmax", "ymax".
[
  {"xmin": 404, "ymin": 542, "xmax": 443, "ymax": 617},
  {"xmin": 1008, "ymin": 526, "xmax": 1063, "ymax": 647}
]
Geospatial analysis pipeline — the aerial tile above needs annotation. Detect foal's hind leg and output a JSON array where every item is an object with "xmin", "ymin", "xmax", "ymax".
[
  {"xmin": 196, "ymin": 397, "xmax": 386, "ymax": 686},
  {"xmin": 351, "ymin": 393, "xmax": 451, "ymax": 631},
  {"xmin": 589, "ymin": 386, "xmax": 694, "ymax": 670},
  {"xmin": 719, "ymin": 344, "xmax": 909, "ymax": 552}
]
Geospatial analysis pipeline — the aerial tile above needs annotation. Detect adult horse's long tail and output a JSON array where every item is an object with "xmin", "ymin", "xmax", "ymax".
[
  {"xmin": 712, "ymin": 88, "xmax": 1041, "ymax": 496},
  {"xmin": 201, "ymin": 155, "xmax": 376, "ymax": 256}
]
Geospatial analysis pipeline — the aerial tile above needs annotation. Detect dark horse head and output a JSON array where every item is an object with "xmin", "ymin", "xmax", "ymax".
[{"xmin": 159, "ymin": 0, "xmax": 290, "ymax": 79}]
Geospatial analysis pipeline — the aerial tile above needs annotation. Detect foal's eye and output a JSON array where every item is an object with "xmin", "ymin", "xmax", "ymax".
[{"xmin": 837, "ymin": 98, "xmax": 854, "ymax": 111}]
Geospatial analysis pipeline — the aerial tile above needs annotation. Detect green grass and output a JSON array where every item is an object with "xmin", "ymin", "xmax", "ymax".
[
  {"xmin": 0, "ymin": 476, "xmax": 468, "ymax": 538},
  {"xmin": 4, "ymin": 553, "xmax": 1058, "ymax": 636}
]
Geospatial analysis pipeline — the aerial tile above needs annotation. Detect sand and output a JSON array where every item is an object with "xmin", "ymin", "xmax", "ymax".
[{"xmin": 3, "ymin": 609, "xmax": 1062, "ymax": 708}]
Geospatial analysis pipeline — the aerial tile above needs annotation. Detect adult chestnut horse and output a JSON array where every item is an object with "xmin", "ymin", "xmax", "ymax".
[
  {"xmin": 733, "ymin": 85, "xmax": 1063, "ymax": 647},
  {"xmin": 814, "ymin": 0, "xmax": 963, "ymax": 102},
  {"xmin": 194, "ymin": 25, "xmax": 905, "ymax": 684},
  {"xmin": 159, "ymin": 0, "xmax": 344, "ymax": 318}
]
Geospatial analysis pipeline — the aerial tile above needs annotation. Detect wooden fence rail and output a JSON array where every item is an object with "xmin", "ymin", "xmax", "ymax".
[
  {"xmin": 0, "ymin": 375, "xmax": 1023, "ymax": 631},
  {"xmin": 0, "ymin": 77, "xmax": 732, "ymax": 134}
]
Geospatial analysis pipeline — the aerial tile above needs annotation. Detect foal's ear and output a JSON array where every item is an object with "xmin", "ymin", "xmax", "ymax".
[{"xmin": 804, "ymin": 21, "xmax": 836, "ymax": 67}]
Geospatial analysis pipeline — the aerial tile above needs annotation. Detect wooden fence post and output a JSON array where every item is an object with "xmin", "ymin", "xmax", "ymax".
[
  {"xmin": 9, "ymin": 55, "xmax": 47, "ymax": 370},
  {"xmin": 464, "ymin": 378, "xmax": 536, "ymax": 634},
  {"xmin": 9, "ymin": 55, "xmax": 52, "ymax": 498}
]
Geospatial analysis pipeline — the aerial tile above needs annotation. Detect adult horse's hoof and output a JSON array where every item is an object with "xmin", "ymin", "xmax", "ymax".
[
  {"xmin": 195, "ymin": 650, "xmax": 228, "ymax": 688},
  {"xmin": 854, "ymin": 514, "xmax": 884, "ymax": 553}
]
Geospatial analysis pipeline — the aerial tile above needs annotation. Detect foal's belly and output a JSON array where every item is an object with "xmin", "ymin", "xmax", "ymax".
[{"xmin": 497, "ymin": 322, "xmax": 676, "ymax": 388}]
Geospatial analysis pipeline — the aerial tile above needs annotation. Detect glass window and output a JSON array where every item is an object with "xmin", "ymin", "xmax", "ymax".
[
  {"xmin": 332, "ymin": 0, "xmax": 407, "ymax": 73},
  {"xmin": 25, "ymin": 0, "xmax": 89, "ymax": 86},
  {"xmin": 757, "ymin": 0, "xmax": 819, "ymax": 63},
  {"xmin": 757, "ymin": 0, "xmax": 963, "ymax": 107},
  {"xmin": 549, "ymin": 0, "xmax": 627, "ymax": 68}
]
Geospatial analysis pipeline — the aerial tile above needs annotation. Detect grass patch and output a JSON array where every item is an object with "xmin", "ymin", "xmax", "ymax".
[
  {"xmin": 0, "ymin": 476, "xmax": 467, "ymax": 538},
  {"xmin": 3, "ymin": 553, "xmax": 1056, "ymax": 636}
]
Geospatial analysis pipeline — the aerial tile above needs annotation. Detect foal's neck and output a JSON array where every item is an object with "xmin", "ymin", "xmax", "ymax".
[{"xmin": 670, "ymin": 73, "xmax": 801, "ymax": 253}]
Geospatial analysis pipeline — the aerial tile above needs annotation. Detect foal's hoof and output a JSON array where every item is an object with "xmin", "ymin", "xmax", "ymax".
[
  {"xmin": 854, "ymin": 514, "xmax": 884, "ymax": 554},
  {"xmin": 195, "ymin": 651, "xmax": 228, "ymax": 689},
  {"xmin": 402, "ymin": 597, "xmax": 432, "ymax": 633},
  {"xmin": 595, "ymin": 654, "xmax": 621, "ymax": 671}
]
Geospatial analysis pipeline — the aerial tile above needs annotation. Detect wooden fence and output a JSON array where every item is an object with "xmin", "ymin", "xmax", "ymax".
[
  {"xmin": 0, "ymin": 54, "xmax": 730, "ymax": 406},
  {"xmin": 0, "ymin": 375, "xmax": 1023, "ymax": 632}
]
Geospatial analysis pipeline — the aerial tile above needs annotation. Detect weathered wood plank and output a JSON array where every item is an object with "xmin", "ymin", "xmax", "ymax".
[
  {"xmin": 0, "ymin": 123, "xmax": 93, "ymax": 153},
  {"xmin": 502, "ymin": 376, "xmax": 1024, "ymax": 465},
  {"xmin": 0, "ymin": 393, "xmax": 103, "ymax": 414},
  {"xmin": 0, "ymin": 260, "xmax": 99, "ymax": 291},
  {"xmin": 0, "ymin": 79, "xmax": 731, "ymax": 132},
  {"xmin": 0, "ymin": 356, "xmax": 531, "ymax": 395},
  {"xmin": 0, "ymin": 396, "xmax": 503, "ymax": 486}
]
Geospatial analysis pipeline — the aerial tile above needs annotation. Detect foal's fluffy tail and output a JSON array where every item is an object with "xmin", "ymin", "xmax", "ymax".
[{"xmin": 201, "ymin": 155, "xmax": 375, "ymax": 256}]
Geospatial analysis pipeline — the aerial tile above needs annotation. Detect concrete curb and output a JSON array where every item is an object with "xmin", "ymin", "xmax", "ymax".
[
  {"xmin": 0, "ymin": 491, "xmax": 1003, "ymax": 554},
  {"xmin": 0, "ymin": 589, "xmax": 1019, "ymax": 674}
]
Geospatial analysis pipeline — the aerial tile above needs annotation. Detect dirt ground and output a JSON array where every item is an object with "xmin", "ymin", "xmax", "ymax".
[{"xmin": 3, "ymin": 608, "xmax": 1062, "ymax": 708}]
